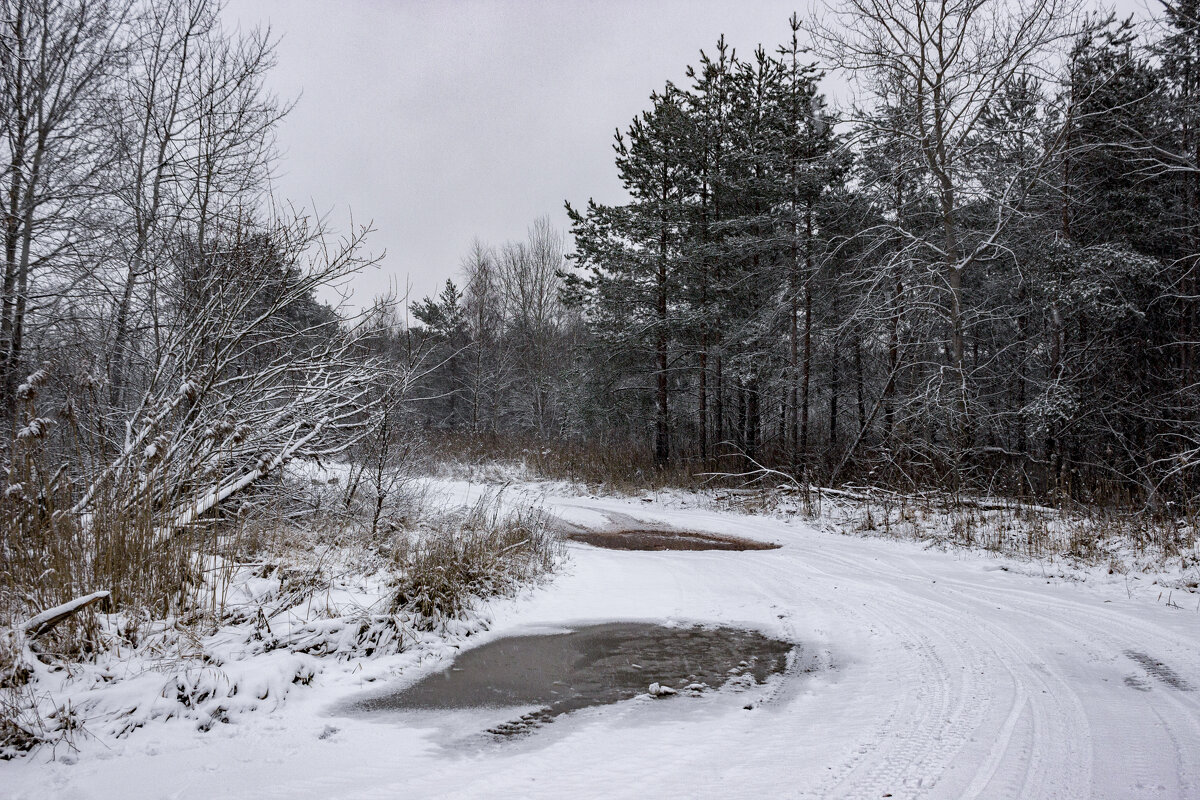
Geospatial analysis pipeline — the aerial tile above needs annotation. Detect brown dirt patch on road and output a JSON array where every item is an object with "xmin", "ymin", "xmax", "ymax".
[{"xmin": 565, "ymin": 529, "xmax": 780, "ymax": 551}]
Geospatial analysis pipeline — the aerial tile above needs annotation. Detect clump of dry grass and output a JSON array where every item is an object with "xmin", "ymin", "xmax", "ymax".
[{"xmin": 391, "ymin": 494, "xmax": 563, "ymax": 630}]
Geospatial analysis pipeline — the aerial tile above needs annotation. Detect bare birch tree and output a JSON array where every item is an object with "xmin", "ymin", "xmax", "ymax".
[
  {"xmin": 812, "ymin": 0, "xmax": 1083, "ymax": 467},
  {"xmin": 499, "ymin": 216, "xmax": 566, "ymax": 436}
]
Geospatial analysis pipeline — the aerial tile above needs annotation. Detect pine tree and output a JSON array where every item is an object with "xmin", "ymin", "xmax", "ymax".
[
  {"xmin": 773, "ymin": 14, "xmax": 838, "ymax": 475},
  {"xmin": 566, "ymin": 86, "xmax": 692, "ymax": 464},
  {"xmin": 412, "ymin": 280, "xmax": 467, "ymax": 426}
]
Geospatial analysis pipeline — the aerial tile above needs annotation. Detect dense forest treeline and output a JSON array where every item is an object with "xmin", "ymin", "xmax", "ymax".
[{"xmin": 408, "ymin": 1, "xmax": 1200, "ymax": 506}]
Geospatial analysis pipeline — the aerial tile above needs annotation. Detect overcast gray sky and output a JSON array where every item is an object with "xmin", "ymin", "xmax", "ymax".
[{"xmin": 222, "ymin": 0, "xmax": 1150, "ymax": 309}]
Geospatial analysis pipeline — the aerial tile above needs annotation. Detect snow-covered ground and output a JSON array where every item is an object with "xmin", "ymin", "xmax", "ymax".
[{"xmin": 5, "ymin": 480, "xmax": 1200, "ymax": 799}]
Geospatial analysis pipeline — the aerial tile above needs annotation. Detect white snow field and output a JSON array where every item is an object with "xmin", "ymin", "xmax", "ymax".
[{"xmin": 6, "ymin": 484, "xmax": 1200, "ymax": 800}]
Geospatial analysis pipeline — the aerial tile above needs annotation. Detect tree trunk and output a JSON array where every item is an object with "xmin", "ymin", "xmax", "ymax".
[
  {"xmin": 854, "ymin": 336, "xmax": 866, "ymax": 433},
  {"xmin": 698, "ymin": 155, "xmax": 711, "ymax": 463},
  {"xmin": 698, "ymin": 345, "xmax": 707, "ymax": 462},
  {"xmin": 829, "ymin": 306, "xmax": 840, "ymax": 467},
  {"xmin": 655, "ymin": 167, "xmax": 670, "ymax": 465},
  {"xmin": 799, "ymin": 205, "xmax": 814, "ymax": 477},
  {"xmin": 746, "ymin": 375, "xmax": 759, "ymax": 461},
  {"xmin": 790, "ymin": 235, "xmax": 800, "ymax": 473}
]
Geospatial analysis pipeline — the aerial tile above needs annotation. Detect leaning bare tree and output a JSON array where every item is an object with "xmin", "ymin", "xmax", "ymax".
[{"xmin": 0, "ymin": 0, "xmax": 401, "ymax": 628}]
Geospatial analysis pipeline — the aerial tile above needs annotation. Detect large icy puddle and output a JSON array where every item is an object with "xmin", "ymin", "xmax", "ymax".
[{"xmin": 347, "ymin": 623, "xmax": 794, "ymax": 736}]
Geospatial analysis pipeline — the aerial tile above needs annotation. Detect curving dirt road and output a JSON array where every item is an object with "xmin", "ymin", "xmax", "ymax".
[{"xmin": 8, "ymin": 486, "xmax": 1199, "ymax": 799}]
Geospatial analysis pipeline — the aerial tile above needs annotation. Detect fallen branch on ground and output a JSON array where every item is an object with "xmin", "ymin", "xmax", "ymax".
[{"xmin": 22, "ymin": 591, "xmax": 111, "ymax": 639}]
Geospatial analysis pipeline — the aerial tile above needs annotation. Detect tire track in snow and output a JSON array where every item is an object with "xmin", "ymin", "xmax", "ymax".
[
  {"xmin": 672, "ymin": 518, "xmax": 1100, "ymax": 798},
  {"xmin": 698, "ymin": 542, "xmax": 992, "ymax": 800},
  {"xmin": 925, "ymin": 571, "xmax": 1200, "ymax": 797},
  {"xmin": 958, "ymin": 688, "xmax": 1027, "ymax": 800}
]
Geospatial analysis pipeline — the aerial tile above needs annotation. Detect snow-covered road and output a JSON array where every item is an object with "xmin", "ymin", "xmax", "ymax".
[{"xmin": 10, "ymin": 488, "xmax": 1200, "ymax": 799}]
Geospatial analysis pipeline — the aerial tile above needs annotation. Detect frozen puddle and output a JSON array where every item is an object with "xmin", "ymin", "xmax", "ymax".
[
  {"xmin": 566, "ymin": 529, "xmax": 780, "ymax": 551},
  {"xmin": 346, "ymin": 623, "xmax": 794, "ymax": 737}
]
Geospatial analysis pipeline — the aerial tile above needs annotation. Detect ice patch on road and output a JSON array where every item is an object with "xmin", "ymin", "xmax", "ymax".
[{"xmin": 341, "ymin": 622, "xmax": 796, "ymax": 738}]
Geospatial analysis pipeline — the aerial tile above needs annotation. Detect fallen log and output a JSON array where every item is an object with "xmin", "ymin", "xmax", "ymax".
[{"xmin": 22, "ymin": 591, "xmax": 111, "ymax": 639}]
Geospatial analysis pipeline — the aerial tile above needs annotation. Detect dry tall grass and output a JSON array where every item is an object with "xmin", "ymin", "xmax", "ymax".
[
  {"xmin": 426, "ymin": 432, "xmax": 700, "ymax": 490},
  {"xmin": 1, "ymin": 432, "xmax": 566, "ymax": 757}
]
